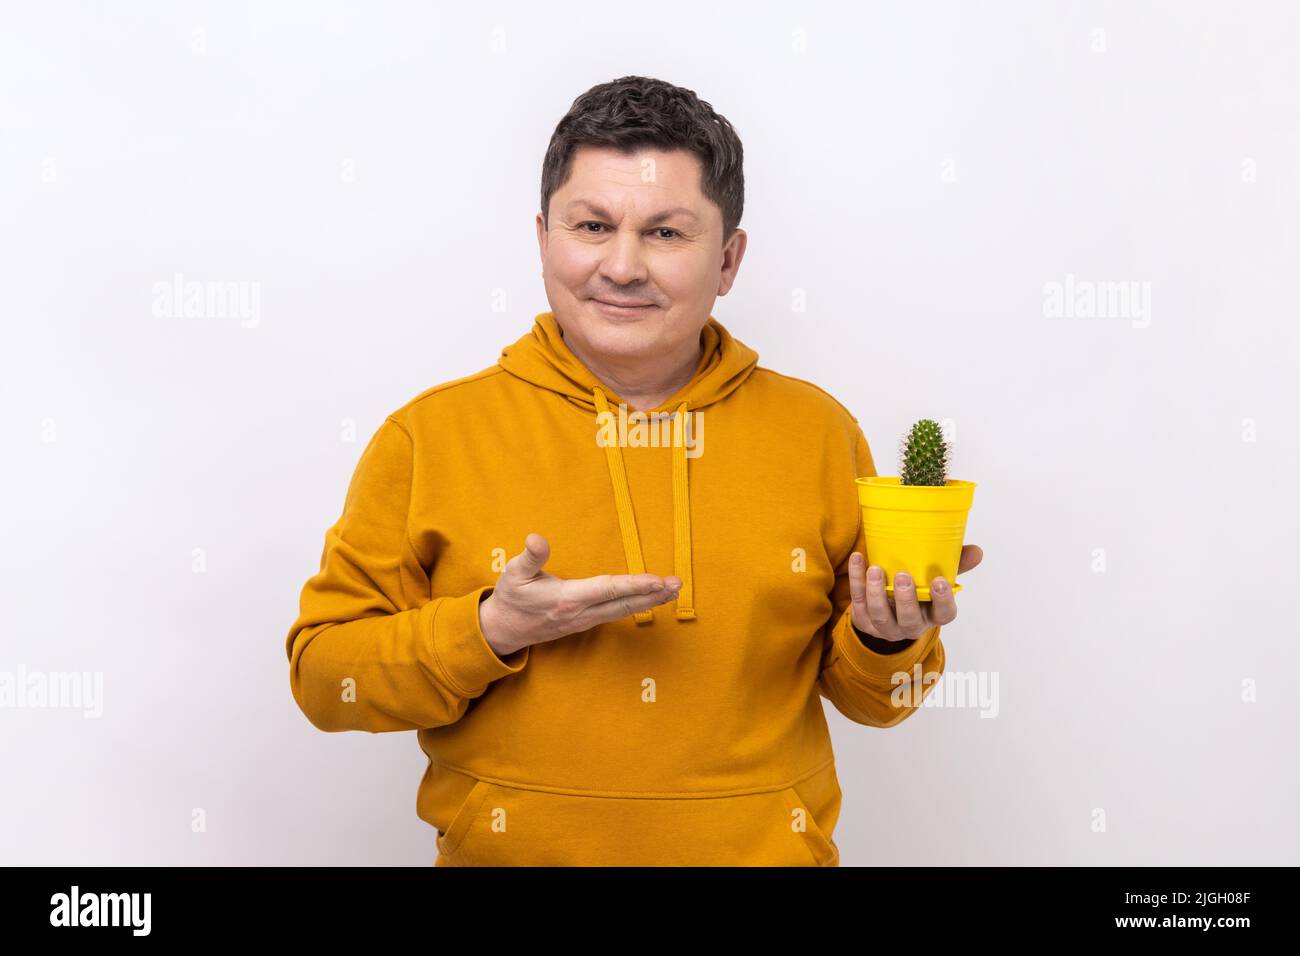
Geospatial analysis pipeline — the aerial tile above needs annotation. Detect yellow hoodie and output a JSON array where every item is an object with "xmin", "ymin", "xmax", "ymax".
[{"xmin": 285, "ymin": 311, "xmax": 946, "ymax": 866}]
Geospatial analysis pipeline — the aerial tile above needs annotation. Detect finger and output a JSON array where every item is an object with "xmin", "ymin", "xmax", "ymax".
[
  {"xmin": 565, "ymin": 572, "xmax": 676, "ymax": 606},
  {"xmin": 507, "ymin": 533, "xmax": 550, "ymax": 579},
  {"xmin": 864, "ymin": 565, "xmax": 899, "ymax": 639},
  {"xmin": 928, "ymin": 576, "xmax": 959, "ymax": 626},
  {"xmin": 957, "ymin": 544, "xmax": 983, "ymax": 575},
  {"xmin": 848, "ymin": 553, "xmax": 868, "ymax": 631},
  {"xmin": 892, "ymin": 571, "xmax": 929, "ymax": 637},
  {"xmin": 575, "ymin": 581, "xmax": 682, "ymax": 629}
]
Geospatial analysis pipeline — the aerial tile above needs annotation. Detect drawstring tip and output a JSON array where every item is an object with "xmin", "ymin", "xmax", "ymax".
[
  {"xmin": 633, "ymin": 609, "xmax": 655, "ymax": 624},
  {"xmin": 674, "ymin": 606, "xmax": 697, "ymax": 621}
]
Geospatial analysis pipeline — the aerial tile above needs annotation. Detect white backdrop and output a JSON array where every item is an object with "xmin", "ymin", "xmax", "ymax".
[{"xmin": 2, "ymin": 0, "xmax": 1297, "ymax": 865}]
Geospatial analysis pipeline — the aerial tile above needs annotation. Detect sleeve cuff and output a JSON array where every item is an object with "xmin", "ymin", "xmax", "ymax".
[
  {"xmin": 852, "ymin": 620, "xmax": 917, "ymax": 655},
  {"xmin": 835, "ymin": 608, "xmax": 940, "ymax": 683},
  {"xmin": 428, "ymin": 585, "xmax": 530, "ymax": 696}
]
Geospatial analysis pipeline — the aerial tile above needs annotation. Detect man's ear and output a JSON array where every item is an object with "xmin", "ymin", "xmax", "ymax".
[
  {"xmin": 717, "ymin": 227, "xmax": 747, "ymax": 296},
  {"xmin": 535, "ymin": 211, "xmax": 548, "ymax": 267}
]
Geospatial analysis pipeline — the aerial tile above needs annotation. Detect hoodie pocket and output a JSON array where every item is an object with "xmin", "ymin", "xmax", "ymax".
[
  {"xmin": 777, "ymin": 785, "xmax": 839, "ymax": 867},
  {"xmin": 434, "ymin": 776, "xmax": 839, "ymax": 867},
  {"xmin": 435, "ymin": 780, "xmax": 494, "ymax": 861}
]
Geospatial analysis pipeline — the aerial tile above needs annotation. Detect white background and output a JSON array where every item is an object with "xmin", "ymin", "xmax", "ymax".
[{"xmin": 2, "ymin": 0, "xmax": 1297, "ymax": 865}]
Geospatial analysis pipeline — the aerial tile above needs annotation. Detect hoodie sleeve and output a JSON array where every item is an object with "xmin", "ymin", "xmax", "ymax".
[
  {"xmin": 285, "ymin": 416, "xmax": 529, "ymax": 733},
  {"xmin": 817, "ymin": 422, "xmax": 946, "ymax": 728}
]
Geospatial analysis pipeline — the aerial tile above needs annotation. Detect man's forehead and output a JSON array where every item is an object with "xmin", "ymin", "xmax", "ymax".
[{"xmin": 563, "ymin": 197, "xmax": 701, "ymax": 224}]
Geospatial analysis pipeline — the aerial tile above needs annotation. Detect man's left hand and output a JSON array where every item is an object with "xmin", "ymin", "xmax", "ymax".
[{"xmin": 848, "ymin": 545, "xmax": 984, "ymax": 643}]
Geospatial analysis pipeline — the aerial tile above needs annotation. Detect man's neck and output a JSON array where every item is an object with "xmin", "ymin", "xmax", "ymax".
[{"xmin": 564, "ymin": 332, "xmax": 703, "ymax": 413}]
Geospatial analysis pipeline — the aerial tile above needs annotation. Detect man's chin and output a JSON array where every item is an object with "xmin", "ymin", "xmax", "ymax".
[{"xmin": 572, "ymin": 315, "xmax": 663, "ymax": 355}]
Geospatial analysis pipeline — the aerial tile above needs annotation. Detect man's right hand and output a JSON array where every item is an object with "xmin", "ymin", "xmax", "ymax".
[{"xmin": 478, "ymin": 533, "xmax": 682, "ymax": 658}]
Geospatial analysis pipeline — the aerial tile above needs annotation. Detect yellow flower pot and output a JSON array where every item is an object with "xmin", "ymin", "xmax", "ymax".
[{"xmin": 855, "ymin": 477, "xmax": 976, "ymax": 602}]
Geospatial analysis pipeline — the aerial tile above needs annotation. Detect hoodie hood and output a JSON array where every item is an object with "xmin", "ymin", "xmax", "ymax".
[{"xmin": 498, "ymin": 310, "xmax": 759, "ymax": 623}]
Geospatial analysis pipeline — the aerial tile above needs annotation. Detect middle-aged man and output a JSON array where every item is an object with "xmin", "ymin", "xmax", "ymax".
[{"xmin": 286, "ymin": 75, "xmax": 983, "ymax": 866}]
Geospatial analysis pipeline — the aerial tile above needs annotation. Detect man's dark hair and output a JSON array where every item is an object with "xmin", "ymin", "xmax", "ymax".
[{"xmin": 539, "ymin": 76, "xmax": 745, "ymax": 245}]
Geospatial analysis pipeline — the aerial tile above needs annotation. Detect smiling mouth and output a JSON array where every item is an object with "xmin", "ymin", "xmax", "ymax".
[{"xmin": 593, "ymin": 298, "xmax": 655, "ymax": 308}]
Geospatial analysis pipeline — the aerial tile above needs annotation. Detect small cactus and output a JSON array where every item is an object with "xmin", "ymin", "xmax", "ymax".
[{"xmin": 899, "ymin": 418, "xmax": 950, "ymax": 486}]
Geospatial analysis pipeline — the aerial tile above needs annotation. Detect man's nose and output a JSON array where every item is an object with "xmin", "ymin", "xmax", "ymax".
[{"xmin": 598, "ymin": 229, "xmax": 650, "ymax": 285}]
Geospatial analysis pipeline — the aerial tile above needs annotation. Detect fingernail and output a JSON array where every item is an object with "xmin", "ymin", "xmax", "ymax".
[
  {"xmin": 650, "ymin": 581, "xmax": 663, "ymax": 591},
  {"xmin": 896, "ymin": 572, "xmax": 912, "ymax": 588},
  {"xmin": 933, "ymin": 579, "xmax": 948, "ymax": 593},
  {"xmin": 868, "ymin": 566, "xmax": 883, "ymax": 583}
]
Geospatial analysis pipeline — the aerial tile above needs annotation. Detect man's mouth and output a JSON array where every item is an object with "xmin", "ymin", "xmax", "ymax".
[{"xmin": 591, "ymin": 297, "xmax": 657, "ymax": 317}]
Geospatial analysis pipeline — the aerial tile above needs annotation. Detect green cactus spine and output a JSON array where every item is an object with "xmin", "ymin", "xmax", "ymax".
[{"xmin": 899, "ymin": 418, "xmax": 950, "ymax": 486}]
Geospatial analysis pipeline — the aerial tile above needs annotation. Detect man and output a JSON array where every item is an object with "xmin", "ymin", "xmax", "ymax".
[{"xmin": 285, "ymin": 75, "xmax": 983, "ymax": 866}]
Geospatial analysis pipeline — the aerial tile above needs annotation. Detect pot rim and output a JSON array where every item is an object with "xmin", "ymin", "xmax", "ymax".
[{"xmin": 855, "ymin": 476, "xmax": 975, "ymax": 488}]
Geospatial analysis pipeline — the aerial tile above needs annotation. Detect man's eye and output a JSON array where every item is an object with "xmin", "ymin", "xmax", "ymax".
[{"xmin": 578, "ymin": 222, "xmax": 677, "ymax": 239}]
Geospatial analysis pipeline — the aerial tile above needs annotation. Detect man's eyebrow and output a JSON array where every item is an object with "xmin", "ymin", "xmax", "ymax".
[{"xmin": 564, "ymin": 200, "xmax": 700, "ymax": 225}]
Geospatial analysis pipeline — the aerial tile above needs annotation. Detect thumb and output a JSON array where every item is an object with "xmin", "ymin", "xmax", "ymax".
[{"xmin": 510, "ymin": 533, "xmax": 550, "ymax": 579}]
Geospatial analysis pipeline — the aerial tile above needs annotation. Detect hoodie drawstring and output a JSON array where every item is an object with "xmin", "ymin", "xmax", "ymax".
[{"xmin": 592, "ymin": 386, "xmax": 696, "ymax": 623}]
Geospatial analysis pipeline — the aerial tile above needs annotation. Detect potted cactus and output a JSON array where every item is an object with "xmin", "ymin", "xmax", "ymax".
[{"xmin": 855, "ymin": 418, "xmax": 976, "ymax": 602}]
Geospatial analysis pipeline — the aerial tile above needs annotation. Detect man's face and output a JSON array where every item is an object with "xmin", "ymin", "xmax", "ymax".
[{"xmin": 536, "ymin": 145, "xmax": 746, "ymax": 363}]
